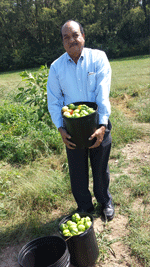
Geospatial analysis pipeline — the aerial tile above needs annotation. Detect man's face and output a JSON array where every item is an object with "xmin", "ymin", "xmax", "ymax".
[{"xmin": 62, "ymin": 21, "xmax": 85, "ymax": 60}]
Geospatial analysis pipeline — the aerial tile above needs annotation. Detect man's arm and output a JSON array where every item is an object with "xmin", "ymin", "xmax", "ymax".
[
  {"xmin": 89, "ymin": 51, "xmax": 111, "ymax": 149},
  {"xmin": 95, "ymin": 51, "xmax": 111, "ymax": 125},
  {"xmin": 47, "ymin": 65, "xmax": 64, "ymax": 129},
  {"xmin": 47, "ymin": 65, "xmax": 76, "ymax": 149}
]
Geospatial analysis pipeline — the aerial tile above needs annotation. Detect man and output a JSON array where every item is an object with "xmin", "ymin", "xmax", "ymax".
[{"xmin": 47, "ymin": 20, "xmax": 114, "ymax": 221}]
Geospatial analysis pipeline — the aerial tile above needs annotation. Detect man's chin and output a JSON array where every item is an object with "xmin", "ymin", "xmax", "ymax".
[{"xmin": 69, "ymin": 47, "xmax": 82, "ymax": 56}]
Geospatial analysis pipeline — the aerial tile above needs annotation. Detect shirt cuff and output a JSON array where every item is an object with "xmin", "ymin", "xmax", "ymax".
[
  {"xmin": 98, "ymin": 116, "xmax": 108, "ymax": 125},
  {"xmin": 53, "ymin": 117, "xmax": 63, "ymax": 129}
]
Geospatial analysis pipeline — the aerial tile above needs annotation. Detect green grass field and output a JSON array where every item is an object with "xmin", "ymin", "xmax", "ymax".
[{"xmin": 0, "ymin": 55, "xmax": 150, "ymax": 266}]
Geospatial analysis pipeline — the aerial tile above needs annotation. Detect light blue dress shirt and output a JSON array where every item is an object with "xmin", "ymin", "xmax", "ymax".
[{"xmin": 47, "ymin": 47, "xmax": 111, "ymax": 129}]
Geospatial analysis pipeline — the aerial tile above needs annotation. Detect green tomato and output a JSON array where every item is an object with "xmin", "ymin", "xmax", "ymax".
[
  {"xmin": 71, "ymin": 227, "xmax": 78, "ymax": 232},
  {"xmin": 80, "ymin": 110, "xmax": 89, "ymax": 117},
  {"xmin": 85, "ymin": 216, "xmax": 91, "ymax": 222},
  {"xmin": 75, "ymin": 214, "xmax": 81, "ymax": 222},
  {"xmin": 60, "ymin": 223, "xmax": 68, "ymax": 232},
  {"xmin": 62, "ymin": 106, "xmax": 69, "ymax": 112},
  {"xmin": 72, "ymin": 113, "xmax": 80, "ymax": 118},
  {"xmin": 69, "ymin": 225, "xmax": 78, "ymax": 231},
  {"xmin": 77, "ymin": 224, "xmax": 85, "ymax": 232},
  {"xmin": 63, "ymin": 229, "xmax": 70, "ymax": 235},
  {"xmin": 71, "ymin": 229, "xmax": 78, "ymax": 236},
  {"xmin": 70, "ymin": 222, "xmax": 77, "ymax": 226},
  {"xmin": 72, "ymin": 213, "xmax": 81, "ymax": 223},
  {"xmin": 80, "ymin": 104, "xmax": 88, "ymax": 111},
  {"xmin": 68, "ymin": 103, "xmax": 76, "ymax": 110},
  {"xmin": 80, "ymin": 218, "xmax": 86, "ymax": 224},
  {"xmin": 63, "ymin": 111, "xmax": 71, "ymax": 118},
  {"xmin": 63, "ymin": 232, "xmax": 72, "ymax": 237},
  {"xmin": 74, "ymin": 213, "xmax": 81, "ymax": 217},
  {"xmin": 66, "ymin": 220, "xmax": 74, "ymax": 226},
  {"xmin": 77, "ymin": 222, "xmax": 81, "ymax": 227},
  {"xmin": 73, "ymin": 109, "xmax": 80, "ymax": 114},
  {"xmin": 72, "ymin": 214, "xmax": 77, "ymax": 222},
  {"xmin": 78, "ymin": 231, "xmax": 84, "ymax": 235},
  {"xmin": 73, "ymin": 221, "xmax": 77, "ymax": 225},
  {"xmin": 85, "ymin": 221, "xmax": 92, "ymax": 229},
  {"xmin": 88, "ymin": 108, "xmax": 95, "ymax": 114}
]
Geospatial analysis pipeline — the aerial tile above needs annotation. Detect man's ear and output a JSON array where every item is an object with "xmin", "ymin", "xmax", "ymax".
[{"xmin": 83, "ymin": 33, "xmax": 85, "ymax": 40}]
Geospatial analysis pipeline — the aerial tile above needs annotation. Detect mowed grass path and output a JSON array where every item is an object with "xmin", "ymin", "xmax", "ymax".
[{"xmin": 0, "ymin": 55, "xmax": 150, "ymax": 266}]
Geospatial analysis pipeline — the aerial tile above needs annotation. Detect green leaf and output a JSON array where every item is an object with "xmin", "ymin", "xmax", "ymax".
[
  {"xmin": 25, "ymin": 99, "xmax": 35, "ymax": 105},
  {"xmin": 18, "ymin": 87, "xmax": 25, "ymax": 91}
]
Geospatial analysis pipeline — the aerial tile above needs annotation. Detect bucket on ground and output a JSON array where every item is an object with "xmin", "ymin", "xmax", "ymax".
[
  {"xmin": 62, "ymin": 101, "xmax": 99, "ymax": 149},
  {"xmin": 59, "ymin": 212, "xmax": 99, "ymax": 267},
  {"xmin": 18, "ymin": 235, "xmax": 70, "ymax": 267}
]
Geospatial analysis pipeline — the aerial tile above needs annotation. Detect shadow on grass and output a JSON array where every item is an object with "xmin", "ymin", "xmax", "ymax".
[
  {"xmin": 0, "ymin": 214, "xmax": 66, "ymax": 250},
  {"xmin": 0, "ymin": 206, "xmax": 107, "ymax": 251}
]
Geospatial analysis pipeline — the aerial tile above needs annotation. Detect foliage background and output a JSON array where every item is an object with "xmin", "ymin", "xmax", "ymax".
[{"xmin": 0, "ymin": 0, "xmax": 149, "ymax": 71}]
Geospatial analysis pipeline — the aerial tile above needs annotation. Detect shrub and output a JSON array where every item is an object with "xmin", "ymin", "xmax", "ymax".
[
  {"xmin": 0, "ymin": 103, "xmax": 63, "ymax": 163},
  {"xmin": 15, "ymin": 65, "xmax": 49, "ymax": 121}
]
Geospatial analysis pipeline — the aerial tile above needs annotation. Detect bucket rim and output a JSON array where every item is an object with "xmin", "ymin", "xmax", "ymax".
[
  {"xmin": 62, "ymin": 101, "xmax": 98, "ymax": 120},
  {"xmin": 18, "ymin": 235, "xmax": 68, "ymax": 267}
]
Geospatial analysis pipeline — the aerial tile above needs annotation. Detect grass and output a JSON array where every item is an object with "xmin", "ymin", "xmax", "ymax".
[
  {"xmin": 96, "ymin": 229, "xmax": 118, "ymax": 262},
  {"xmin": 109, "ymin": 151, "xmax": 150, "ymax": 266},
  {"xmin": 110, "ymin": 55, "xmax": 150, "ymax": 123},
  {"xmin": 0, "ymin": 55, "xmax": 150, "ymax": 266},
  {"xmin": 0, "ymin": 156, "xmax": 74, "ymax": 246}
]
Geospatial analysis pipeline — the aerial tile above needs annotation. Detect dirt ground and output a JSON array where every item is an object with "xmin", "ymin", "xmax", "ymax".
[{"xmin": 0, "ymin": 138, "xmax": 150, "ymax": 267}]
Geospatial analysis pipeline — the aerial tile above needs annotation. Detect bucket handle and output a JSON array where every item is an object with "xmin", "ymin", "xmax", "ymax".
[{"xmin": 65, "ymin": 236, "xmax": 72, "ymax": 242}]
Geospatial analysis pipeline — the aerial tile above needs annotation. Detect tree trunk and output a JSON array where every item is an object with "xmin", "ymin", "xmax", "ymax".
[{"xmin": 142, "ymin": 0, "xmax": 147, "ymax": 17}]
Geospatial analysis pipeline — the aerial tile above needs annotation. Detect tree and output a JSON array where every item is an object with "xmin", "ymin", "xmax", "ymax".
[{"xmin": 0, "ymin": 0, "xmax": 149, "ymax": 71}]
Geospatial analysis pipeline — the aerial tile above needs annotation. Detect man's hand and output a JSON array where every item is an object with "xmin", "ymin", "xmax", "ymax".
[
  {"xmin": 58, "ymin": 127, "xmax": 76, "ymax": 149},
  {"xmin": 89, "ymin": 126, "xmax": 106, "ymax": 149}
]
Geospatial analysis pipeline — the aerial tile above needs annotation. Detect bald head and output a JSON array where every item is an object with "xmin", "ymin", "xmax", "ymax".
[{"xmin": 61, "ymin": 20, "xmax": 84, "ymax": 38}]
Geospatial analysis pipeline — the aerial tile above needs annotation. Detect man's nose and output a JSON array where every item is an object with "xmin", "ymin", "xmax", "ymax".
[{"xmin": 69, "ymin": 36, "xmax": 75, "ymax": 43}]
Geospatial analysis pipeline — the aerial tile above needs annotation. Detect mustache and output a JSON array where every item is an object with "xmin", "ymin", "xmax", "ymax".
[{"xmin": 69, "ymin": 42, "xmax": 78, "ymax": 48}]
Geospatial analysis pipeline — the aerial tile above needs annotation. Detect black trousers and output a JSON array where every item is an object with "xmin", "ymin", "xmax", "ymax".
[{"xmin": 66, "ymin": 126, "xmax": 112, "ymax": 210}]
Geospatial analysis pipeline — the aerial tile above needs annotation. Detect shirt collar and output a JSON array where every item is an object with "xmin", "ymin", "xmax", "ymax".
[{"xmin": 66, "ymin": 48, "xmax": 85, "ymax": 62}]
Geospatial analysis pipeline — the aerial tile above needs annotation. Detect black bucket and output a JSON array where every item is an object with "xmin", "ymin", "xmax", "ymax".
[
  {"xmin": 62, "ymin": 102, "xmax": 99, "ymax": 149},
  {"xmin": 18, "ymin": 236, "xmax": 70, "ymax": 267},
  {"xmin": 59, "ymin": 213, "xmax": 99, "ymax": 267}
]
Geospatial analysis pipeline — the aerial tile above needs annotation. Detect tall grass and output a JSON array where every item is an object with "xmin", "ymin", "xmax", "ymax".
[
  {"xmin": 0, "ymin": 159, "xmax": 73, "ymax": 246},
  {"xmin": 110, "ymin": 107, "xmax": 142, "ymax": 147},
  {"xmin": 110, "ymin": 55, "xmax": 150, "ymax": 123}
]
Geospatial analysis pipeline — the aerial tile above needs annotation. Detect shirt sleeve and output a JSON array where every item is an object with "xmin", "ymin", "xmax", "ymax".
[
  {"xmin": 95, "ymin": 51, "xmax": 111, "ymax": 125},
  {"xmin": 47, "ymin": 64, "xmax": 64, "ymax": 129}
]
